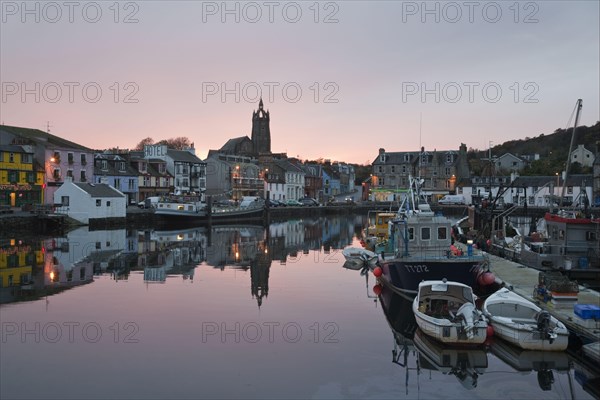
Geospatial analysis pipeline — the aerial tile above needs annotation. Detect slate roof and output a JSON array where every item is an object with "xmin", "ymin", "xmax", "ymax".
[
  {"xmin": 0, "ymin": 125, "xmax": 92, "ymax": 151},
  {"xmin": 167, "ymin": 149, "xmax": 206, "ymax": 164},
  {"xmin": 0, "ymin": 144, "xmax": 32, "ymax": 153},
  {"xmin": 73, "ymin": 183, "xmax": 125, "ymax": 198},
  {"xmin": 218, "ymin": 136, "xmax": 252, "ymax": 154}
]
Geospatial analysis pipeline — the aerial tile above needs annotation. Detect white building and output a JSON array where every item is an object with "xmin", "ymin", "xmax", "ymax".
[
  {"xmin": 570, "ymin": 144, "xmax": 595, "ymax": 168},
  {"xmin": 54, "ymin": 179, "xmax": 126, "ymax": 224}
]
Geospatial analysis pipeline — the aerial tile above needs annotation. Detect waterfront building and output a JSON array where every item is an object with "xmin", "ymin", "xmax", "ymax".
[
  {"xmin": 94, "ymin": 153, "xmax": 139, "ymax": 205},
  {"xmin": 593, "ymin": 142, "xmax": 600, "ymax": 205},
  {"xmin": 129, "ymin": 152, "xmax": 173, "ymax": 202},
  {"xmin": 205, "ymin": 152, "xmax": 262, "ymax": 200},
  {"xmin": 0, "ymin": 125, "xmax": 94, "ymax": 205},
  {"xmin": 370, "ymin": 144, "xmax": 469, "ymax": 202},
  {"xmin": 142, "ymin": 144, "xmax": 206, "ymax": 196},
  {"xmin": 301, "ymin": 163, "xmax": 323, "ymax": 201},
  {"xmin": 495, "ymin": 153, "xmax": 525, "ymax": 173},
  {"xmin": 53, "ymin": 178, "xmax": 126, "ymax": 224},
  {"xmin": 0, "ymin": 144, "xmax": 44, "ymax": 207}
]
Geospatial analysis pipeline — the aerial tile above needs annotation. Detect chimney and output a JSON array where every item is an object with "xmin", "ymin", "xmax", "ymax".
[{"xmin": 379, "ymin": 148, "xmax": 385, "ymax": 155}]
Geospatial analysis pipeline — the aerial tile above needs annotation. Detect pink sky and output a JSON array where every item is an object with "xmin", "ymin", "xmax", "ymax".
[{"xmin": 1, "ymin": 1, "xmax": 598, "ymax": 164}]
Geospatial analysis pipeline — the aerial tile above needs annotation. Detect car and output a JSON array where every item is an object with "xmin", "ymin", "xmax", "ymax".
[
  {"xmin": 285, "ymin": 199, "xmax": 303, "ymax": 207},
  {"xmin": 299, "ymin": 197, "xmax": 319, "ymax": 206},
  {"xmin": 265, "ymin": 199, "xmax": 280, "ymax": 207},
  {"xmin": 138, "ymin": 196, "xmax": 160, "ymax": 209}
]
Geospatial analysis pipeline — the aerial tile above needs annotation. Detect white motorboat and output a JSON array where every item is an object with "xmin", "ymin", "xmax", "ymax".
[
  {"xmin": 483, "ymin": 288, "xmax": 568, "ymax": 351},
  {"xmin": 412, "ymin": 279, "xmax": 488, "ymax": 345}
]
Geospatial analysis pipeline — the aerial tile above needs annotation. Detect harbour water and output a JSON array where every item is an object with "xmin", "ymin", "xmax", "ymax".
[{"xmin": 0, "ymin": 215, "xmax": 596, "ymax": 399}]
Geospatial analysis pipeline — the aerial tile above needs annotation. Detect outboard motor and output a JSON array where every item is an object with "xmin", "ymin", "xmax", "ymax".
[
  {"xmin": 456, "ymin": 303, "xmax": 477, "ymax": 339},
  {"xmin": 536, "ymin": 311, "xmax": 556, "ymax": 343}
]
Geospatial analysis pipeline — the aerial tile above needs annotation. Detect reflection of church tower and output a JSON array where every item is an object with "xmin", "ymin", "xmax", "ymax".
[
  {"xmin": 251, "ymin": 98, "xmax": 271, "ymax": 155},
  {"xmin": 251, "ymin": 242, "xmax": 271, "ymax": 308}
]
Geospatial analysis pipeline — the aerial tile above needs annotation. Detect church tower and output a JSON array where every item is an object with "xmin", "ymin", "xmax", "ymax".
[{"xmin": 251, "ymin": 98, "xmax": 271, "ymax": 155}]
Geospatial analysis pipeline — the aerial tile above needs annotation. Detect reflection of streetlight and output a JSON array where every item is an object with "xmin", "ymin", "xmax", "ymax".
[{"xmin": 555, "ymin": 172, "xmax": 559, "ymax": 196}]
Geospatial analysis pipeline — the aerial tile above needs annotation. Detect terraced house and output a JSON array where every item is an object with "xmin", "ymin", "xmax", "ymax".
[
  {"xmin": 0, "ymin": 144, "xmax": 44, "ymax": 207},
  {"xmin": 0, "ymin": 125, "xmax": 95, "ymax": 205}
]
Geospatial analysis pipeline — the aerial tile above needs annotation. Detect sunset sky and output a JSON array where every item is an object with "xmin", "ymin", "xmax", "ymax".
[{"xmin": 1, "ymin": 1, "xmax": 598, "ymax": 164}]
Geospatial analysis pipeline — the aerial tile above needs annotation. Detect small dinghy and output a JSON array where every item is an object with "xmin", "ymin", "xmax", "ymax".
[
  {"xmin": 483, "ymin": 288, "xmax": 568, "ymax": 351},
  {"xmin": 342, "ymin": 247, "xmax": 377, "ymax": 269}
]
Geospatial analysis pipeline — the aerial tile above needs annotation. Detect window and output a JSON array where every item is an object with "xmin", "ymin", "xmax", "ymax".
[
  {"xmin": 140, "ymin": 162, "xmax": 147, "ymax": 172},
  {"xmin": 53, "ymin": 168, "xmax": 61, "ymax": 180},
  {"xmin": 408, "ymin": 227, "xmax": 415, "ymax": 241},
  {"xmin": 567, "ymin": 187, "xmax": 573, "ymax": 194},
  {"xmin": 0, "ymin": 152, "xmax": 3, "ymax": 161},
  {"xmin": 378, "ymin": 166, "xmax": 383, "ymax": 173},
  {"xmin": 81, "ymin": 154, "xmax": 87, "ymax": 165},
  {"xmin": 80, "ymin": 170, "xmax": 86, "ymax": 182},
  {"xmin": 158, "ymin": 164, "xmax": 166, "ymax": 174},
  {"xmin": 128, "ymin": 179, "xmax": 135, "ymax": 190},
  {"xmin": 61, "ymin": 196, "xmax": 69, "ymax": 206},
  {"xmin": 438, "ymin": 227, "xmax": 447, "ymax": 240},
  {"xmin": 96, "ymin": 199, "xmax": 101, "ymax": 207},
  {"xmin": 119, "ymin": 162, "xmax": 125, "ymax": 171},
  {"xmin": 27, "ymin": 172, "xmax": 35, "ymax": 183},
  {"xmin": 96, "ymin": 242, "xmax": 101, "ymax": 249},
  {"xmin": 53, "ymin": 151, "xmax": 60, "ymax": 162},
  {"xmin": 114, "ymin": 178, "xmax": 121, "ymax": 188},
  {"xmin": 101, "ymin": 160, "xmax": 108, "ymax": 170},
  {"xmin": 8, "ymin": 170, "xmax": 18, "ymax": 183},
  {"xmin": 391, "ymin": 166, "xmax": 395, "ymax": 173},
  {"xmin": 22, "ymin": 154, "xmax": 32, "ymax": 163},
  {"xmin": 107, "ymin": 201, "xmax": 111, "ymax": 207},
  {"xmin": 66, "ymin": 169, "xmax": 73, "ymax": 178},
  {"xmin": 9, "ymin": 153, "xmax": 15, "ymax": 163},
  {"xmin": 68, "ymin": 153, "xmax": 74, "ymax": 164},
  {"xmin": 421, "ymin": 227, "xmax": 431, "ymax": 240}
]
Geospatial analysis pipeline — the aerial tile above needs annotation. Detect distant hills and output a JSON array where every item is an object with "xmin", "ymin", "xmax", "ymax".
[{"xmin": 469, "ymin": 121, "xmax": 599, "ymax": 176}]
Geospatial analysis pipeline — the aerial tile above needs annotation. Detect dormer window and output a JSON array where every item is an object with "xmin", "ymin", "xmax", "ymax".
[
  {"xmin": 380, "ymin": 154, "xmax": 387, "ymax": 163},
  {"xmin": 140, "ymin": 162, "xmax": 147, "ymax": 173},
  {"xmin": 101, "ymin": 160, "xmax": 108, "ymax": 170},
  {"xmin": 119, "ymin": 161, "xmax": 126, "ymax": 171}
]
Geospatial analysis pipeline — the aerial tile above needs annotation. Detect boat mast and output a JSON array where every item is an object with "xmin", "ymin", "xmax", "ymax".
[{"xmin": 560, "ymin": 99, "xmax": 583, "ymax": 207}]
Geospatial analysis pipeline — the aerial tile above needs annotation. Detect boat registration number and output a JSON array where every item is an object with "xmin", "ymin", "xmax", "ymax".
[{"xmin": 404, "ymin": 264, "xmax": 429, "ymax": 273}]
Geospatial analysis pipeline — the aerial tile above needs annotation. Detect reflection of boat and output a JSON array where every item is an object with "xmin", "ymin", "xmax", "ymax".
[
  {"xmin": 342, "ymin": 247, "xmax": 377, "ymax": 269},
  {"xmin": 413, "ymin": 329, "xmax": 488, "ymax": 390},
  {"xmin": 377, "ymin": 176, "xmax": 495, "ymax": 295},
  {"xmin": 379, "ymin": 284, "xmax": 418, "ymax": 342},
  {"xmin": 413, "ymin": 280, "xmax": 488, "ymax": 345},
  {"xmin": 483, "ymin": 288, "xmax": 568, "ymax": 351},
  {"xmin": 490, "ymin": 339, "xmax": 571, "ymax": 392}
]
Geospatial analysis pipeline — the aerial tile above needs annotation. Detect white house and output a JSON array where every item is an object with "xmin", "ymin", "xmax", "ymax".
[
  {"xmin": 570, "ymin": 144, "xmax": 595, "ymax": 168},
  {"xmin": 54, "ymin": 178, "xmax": 126, "ymax": 224},
  {"xmin": 495, "ymin": 153, "xmax": 525, "ymax": 172}
]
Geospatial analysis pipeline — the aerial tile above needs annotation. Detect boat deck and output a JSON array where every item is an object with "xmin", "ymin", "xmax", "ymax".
[{"xmin": 459, "ymin": 244, "xmax": 600, "ymax": 344}]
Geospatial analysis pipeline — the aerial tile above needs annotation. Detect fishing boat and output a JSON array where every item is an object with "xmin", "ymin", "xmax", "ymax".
[
  {"xmin": 412, "ymin": 280, "xmax": 488, "ymax": 345},
  {"xmin": 376, "ymin": 175, "xmax": 496, "ymax": 294},
  {"xmin": 362, "ymin": 211, "xmax": 396, "ymax": 253},
  {"xmin": 342, "ymin": 247, "xmax": 377, "ymax": 269},
  {"xmin": 483, "ymin": 288, "xmax": 568, "ymax": 351},
  {"xmin": 491, "ymin": 100, "xmax": 599, "ymax": 285}
]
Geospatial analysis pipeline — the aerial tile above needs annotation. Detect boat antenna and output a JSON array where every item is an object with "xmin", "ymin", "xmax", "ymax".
[{"xmin": 560, "ymin": 99, "xmax": 583, "ymax": 207}]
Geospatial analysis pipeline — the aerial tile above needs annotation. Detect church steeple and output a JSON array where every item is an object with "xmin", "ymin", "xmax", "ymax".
[{"xmin": 251, "ymin": 99, "xmax": 271, "ymax": 155}]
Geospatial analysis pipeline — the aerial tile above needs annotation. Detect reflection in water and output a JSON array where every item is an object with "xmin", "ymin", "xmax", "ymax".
[{"xmin": 1, "ymin": 215, "xmax": 366, "ymax": 305}]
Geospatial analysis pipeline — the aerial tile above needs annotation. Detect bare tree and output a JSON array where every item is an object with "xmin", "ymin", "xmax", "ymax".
[{"xmin": 134, "ymin": 137, "xmax": 155, "ymax": 151}]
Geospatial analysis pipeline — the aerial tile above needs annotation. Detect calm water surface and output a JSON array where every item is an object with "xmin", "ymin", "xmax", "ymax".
[{"xmin": 0, "ymin": 216, "xmax": 596, "ymax": 399}]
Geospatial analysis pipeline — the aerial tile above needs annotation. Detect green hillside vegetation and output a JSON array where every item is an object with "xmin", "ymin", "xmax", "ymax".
[{"xmin": 468, "ymin": 121, "xmax": 599, "ymax": 176}]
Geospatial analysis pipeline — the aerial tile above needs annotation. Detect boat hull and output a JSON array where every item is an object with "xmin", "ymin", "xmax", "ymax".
[
  {"xmin": 412, "ymin": 307, "xmax": 488, "ymax": 345},
  {"xmin": 379, "ymin": 258, "xmax": 485, "ymax": 292},
  {"xmin": 483, "ymin": 288, "xmax": 569, "ymax": 351}
]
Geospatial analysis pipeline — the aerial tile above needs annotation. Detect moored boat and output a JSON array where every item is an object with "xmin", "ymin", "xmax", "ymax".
[
  {"xmin": 483, "ymin": 288, "xmax": 568, "ymax": 351},
  {"xmin": 342, "ymin": 247, "xmax": 377, "ymax": 269},
  {"xmin": 412, "ymin": 280, "xmax": 488, "ymax": 345},
  {"xmin": 376, "ymin": 175, "xmax": 496, "ymax": 294}
]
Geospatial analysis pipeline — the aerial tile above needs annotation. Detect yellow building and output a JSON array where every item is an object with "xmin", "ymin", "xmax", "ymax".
[{"xmin": 0, "ymin": 145, "xmax": 44, "ymax": 206}]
